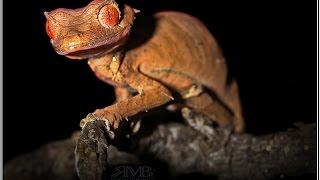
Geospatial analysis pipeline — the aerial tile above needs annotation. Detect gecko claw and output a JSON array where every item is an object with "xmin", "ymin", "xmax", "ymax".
[{"xmin": 79, "ymin": 113, "xmax": 99, "ymax": 128}]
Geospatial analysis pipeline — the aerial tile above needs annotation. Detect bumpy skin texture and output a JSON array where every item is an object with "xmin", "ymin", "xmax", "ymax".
[{"xmin": 45, "ymin": 0, "xmax": 245, "ymax": 133}]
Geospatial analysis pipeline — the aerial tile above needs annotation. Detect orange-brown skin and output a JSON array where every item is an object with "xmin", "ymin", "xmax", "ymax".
[{"xmin": 45, "ymin": 0, "xmax": 245, "ymax": 133}]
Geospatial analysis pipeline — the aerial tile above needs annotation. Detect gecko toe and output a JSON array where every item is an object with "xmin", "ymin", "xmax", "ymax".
[{"xmin": 79, "ymin": 113, "xmax": 100, "ymax": 128}]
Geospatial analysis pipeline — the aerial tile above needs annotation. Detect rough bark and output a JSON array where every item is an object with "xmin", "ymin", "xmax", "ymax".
[
  {"xmin": 4, "ymin": 132, "xmax": 80, "ymax": 180},
  {"xmin": 4, "ymin": 121, "xmax": 316, "ymax": 180},
  {"xmin": 135, "ymin": 122, "xmax": 317, "ymax": 179},
  {"xmin": 75, "ymin": 120, "xmax": 110, "ymax": 180}
]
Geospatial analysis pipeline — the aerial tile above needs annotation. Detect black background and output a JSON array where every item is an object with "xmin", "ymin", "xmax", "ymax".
[{"xmin": 4, "ymin": 0, "xmax": 317, "ymax": 164}]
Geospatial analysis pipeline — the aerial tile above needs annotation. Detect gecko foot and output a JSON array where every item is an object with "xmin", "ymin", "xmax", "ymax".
[
  {"xmin": 181, "ymin": 107, "xmax": 232, "ymax": 141},
  {"xmin": 182, "ymin": 84, "xmax": 203, "ymax": 99},
  {"xmin": 80, "ymin": 113, "xmax": 115, "ymax": 139}
]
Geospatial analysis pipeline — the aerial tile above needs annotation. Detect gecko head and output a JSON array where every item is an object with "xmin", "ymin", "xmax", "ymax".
[{"xmin": 44, "ymin": 0, "xmax": 138, "ymax": 60}]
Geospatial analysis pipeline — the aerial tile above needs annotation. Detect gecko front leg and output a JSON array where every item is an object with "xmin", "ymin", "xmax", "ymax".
[
  {"xmin": 80, "ymin": 70, "xmax": 173, "ymax": 131},
  {"xmin": 114, "ymin": 86, "xmax": 141, "ymax": 134},
  {"xmin": 114, "ymin": 86, "xmax": 134, "ymax": 103}
]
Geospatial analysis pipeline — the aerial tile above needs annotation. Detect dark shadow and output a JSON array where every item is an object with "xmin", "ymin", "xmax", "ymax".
[{"xmin": 123, "ymin": 10, "xmax": 158, "ymax": 52}]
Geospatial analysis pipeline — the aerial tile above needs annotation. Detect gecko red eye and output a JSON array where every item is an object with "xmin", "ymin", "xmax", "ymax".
[
  {"xmin": 45, "ymin": 20, "xmax": 56, "ymax": 40},
  {"xmin": 98, "ymin": 4, "xmax": 120, "ymax": 28}
]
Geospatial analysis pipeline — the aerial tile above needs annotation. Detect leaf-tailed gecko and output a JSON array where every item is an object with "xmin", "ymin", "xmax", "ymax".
[{"xmin": 44, "ymin": 0, "xmax": 245, "ymax": 134}]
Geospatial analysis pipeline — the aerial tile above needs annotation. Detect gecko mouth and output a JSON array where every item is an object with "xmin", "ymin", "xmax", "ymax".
[
  {"xmin": 63, "ymin": 32, "xmax": 130, "ymax": 59},
  {"xmin": 56, "ymin": 26, "xmax": 130, "ymax": 59}
]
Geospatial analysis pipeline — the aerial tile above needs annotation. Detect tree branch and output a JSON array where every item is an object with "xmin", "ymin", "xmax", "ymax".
[
  {"xmin": 4, "ymin": 120, "xmax": 316, "ymax": 180},
  {"xmin": 135, "ymin": 122, "xmax": 316, "ymax": 179}
]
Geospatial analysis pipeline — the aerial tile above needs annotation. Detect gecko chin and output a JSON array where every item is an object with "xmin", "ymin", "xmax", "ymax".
[
  {"xmin": 62, "ymin": 43, "xmax": 121, "ymax": 59},
  {"xmin": 57, "ymin": 34, "xmax": 129, "ymax": 60}
]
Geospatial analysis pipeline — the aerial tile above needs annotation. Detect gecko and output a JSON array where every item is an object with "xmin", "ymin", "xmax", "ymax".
[{"xmin": 44, "ymin": 0, "xmax": 245, "ymax": 134}]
